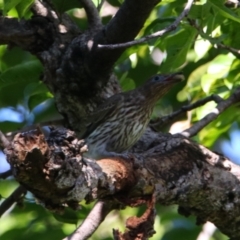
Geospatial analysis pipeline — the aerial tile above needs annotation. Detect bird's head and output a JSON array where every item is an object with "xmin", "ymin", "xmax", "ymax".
[
  {"xmin": 140, "ymin": 73, "xmax": 184, "ymax": 102},
  {"xmin": 148, "ymin": 73, "xmax": 184, "ymax": 86}
]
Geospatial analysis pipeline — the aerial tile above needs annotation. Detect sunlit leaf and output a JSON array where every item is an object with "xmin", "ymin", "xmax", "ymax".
[
  {"xmin": 159, "ymin": 26, "xmax": 197, "ymax": 72},
  {"xmin": 209, "ymin": 0, "xmax": 240, "ymax": 24},
  {"xmin": 0, "ymin": 60, "xmax": 42, "ymax": 106},
  {"xmin": 51, "ymin": 0, "xmax": 81, "ymax": 13},
  {"xmin": 3, "ymin": 0, "xmax": 21, "ymax": 14},
  {"xmin": 15, "ymin": 0, "xmax": 34, "ymax": 18}
]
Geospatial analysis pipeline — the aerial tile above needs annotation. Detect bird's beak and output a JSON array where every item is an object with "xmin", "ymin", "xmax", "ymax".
[{"xmin": 166, "ymin": 73, "xmax": 185, "ymax": 83}]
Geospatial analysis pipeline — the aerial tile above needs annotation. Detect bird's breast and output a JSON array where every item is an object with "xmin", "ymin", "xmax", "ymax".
[{"xmin": 85, "ymin": 104, "xmax": 152, "ymax": 155}]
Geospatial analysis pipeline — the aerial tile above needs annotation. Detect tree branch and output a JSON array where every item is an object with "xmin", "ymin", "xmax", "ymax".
[
  {"xmin": 196, "ymin": 222, "xmax": 216, "ymax": 240},
  {"xmin": 217, "ymin": 43, "xmax": 240, "ymax": 55},
  {"xmin": 98, "ymin": 0, "xmax": 194, "ymax": 49},
  {"xmin": 97, "ymin": 0, "xmax": 105, "ymax": 12},
  {"xmin": 5, "ymin": 127, "xmax": 240, "ymax": 238},
  {"xmin": 180, "ymin": 88, "xmax": 240, "ymax": 137},
  {"xmin": 0, "ymin": 170, "xmax": 12, "ymax": 179},
  {"xmin": 0, "ymin": 186, "xmax": 27, "ymax": 217},
  {"xmin": 31, "ymin": 0, "xmax": 58, "ymax": 19},
  {"xmin": 151, "ymin": 94, "xmax": 223, "ymax": 130},
  {"xmin": 83, "ymin": 0, "xmax": 161, "ymax": 79},
  {"xmin": 0, "ymin": 18, "xmax": 33, "ymax": 46},
  {"xmin": 0, "ymin": 16, "xmax": 55, "ymax": 52},
  {"xmin": 103, "ymin": 0, "xmax": 160, "ymax": 44},
  {"xmin": 188, "ymin": 18, "xmax": 240, "ymax": 56},
  {"xmin": 0, "ymin": 131, "xmax": 10, "ymax": 150},
  {"xmin": 64, "ymin": 200, "xmax": 118, "ymax": 240},
  {"xmin": 80, "ymin": 0, "xmax": 102, "ymax": 29}
]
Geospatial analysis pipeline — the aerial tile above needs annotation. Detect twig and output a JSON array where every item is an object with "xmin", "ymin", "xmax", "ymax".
[
  {"xmin": 97, "ymin": 0, "xmax": 105, "ymax": 12},
  {"xmin": 0, "ymin": 170, "xmax": 12, "ymax": 179},
  {"xmin": 0, "ymin": 186, "xmax": 27, "ymax": 217},
  {"xmin": 0, "ymin": 131, "xmax": 10, "ymax": 150},
  {"xmin": 196, "ymin": 222, "xmax": 216, "ymax": 240},
  {"xmin": 98, "ymin": 0, "xmax": 194, "ymax": 49},
  {"xmin": 180, "ymin": 88, "xmax": 240, "ymax": 138},
  {"xmin": 188, "ymin": 18, "xmax": 240, "ymax": 56},
  {"xmin": 151, "ymin": 95, "xmax": 223, "ymax": 129},
  {"xmin": 216, "ymin": 43, "xmax": 240, "ymax": 55},
  {"xmin": 63, "ymin": 200, "xmax": 117, "ymax": 240},
  {"xmin": 80, "ymin": 0, "xmax": 102, "ymax": 29}
]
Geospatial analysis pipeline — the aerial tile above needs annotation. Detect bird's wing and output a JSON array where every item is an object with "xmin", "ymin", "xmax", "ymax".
[{"xmin": 81, "ymin": 94, "xmax": 124, "ymax": 139}]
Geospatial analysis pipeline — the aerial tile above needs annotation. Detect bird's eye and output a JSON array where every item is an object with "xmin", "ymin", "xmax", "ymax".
[{"xmin": 154, "ymin": 76, "xmax": 160, "ymax": 81}]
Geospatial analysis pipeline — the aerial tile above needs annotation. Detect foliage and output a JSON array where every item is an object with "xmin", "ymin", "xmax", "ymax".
[{"xmin": 0, "ymin": 0, "xmax": 240, "ymax": 239}]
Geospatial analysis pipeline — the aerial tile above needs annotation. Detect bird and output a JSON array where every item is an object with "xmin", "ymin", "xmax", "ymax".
[{"xmin": 82, "ymin": 73, "xmax": 184, "ymax": 160}]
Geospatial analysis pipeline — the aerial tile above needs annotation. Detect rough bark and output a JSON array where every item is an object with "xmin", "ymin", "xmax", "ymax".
[
  {"xmin": 1, "ymin": 1, "xmax": 240, "ymax": 239},
  {"xmin": 4, "ymin": 127, "xmax": 240, "ymax": 239}
]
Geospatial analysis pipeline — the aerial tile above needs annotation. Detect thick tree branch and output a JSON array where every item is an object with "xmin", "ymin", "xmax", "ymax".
[
  {"xmin": 181, "ymin": 87, "xmax": 240, "ymax": 137},
  {"xmin": 85, "ymin": 0, "xmax": 161, "ymax": 79},
  {"xmin": 4, "ymin": 127, "xmax": 240, "ymax": 238},
  {"xmin": 80, "ymin": 0, "xmax": 102, "ymax": 29},
  {"xmin": 0, "ymin": 17, "xmax": 55, "ymax": 52},
  {"xmin": 0, "ymin": 186, "xmax": 27, "ymax": 217},
  {"xmin": 0, "ymin": 170, "xmax": 12, "ymax": 179},
  {"xmin": 0, "ymin": 18, "xmax": 33, "ymax": 46},
  {"xmin": 98, "ymin": 0, "xmax": 194, "ymax": 49},
  {"xmin": 103, "ymin": 0, "xmax": 160, "ymax": 44}
]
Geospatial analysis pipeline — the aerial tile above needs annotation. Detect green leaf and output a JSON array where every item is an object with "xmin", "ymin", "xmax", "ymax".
[
  {"xmin": 227, "ymin": 59, "xmax": 240, "ymax": 85},
  {"xmin": 51, "ymin": 0, "xmax": 81, "ymax": 13},
  {"xmin": 53, "ymin": 208, "xmax": 79, "ymax": 225},
  {"xmin": 3, "ymin": 0, "xmax": 21, "ymax": 14},
  {"xmin": 28, "ymin": 93, "xmax": 53, "ymax": 111},
  {"xmin": 198, "ymin": 107, "xmax": 236, "ymax": 147},
  {"xmin": 201, "ymin": 53, "xmax": 235, "ymax": 93},
  {"xmin": 144, "ymin": 17, "xmax": 175, "ymax": 36},
  {"xmin": 0, "ymin": 60, "xmax": 42, "ymax": 106},
  {"xmin": 162, "ymin": 227, "xmax": 200, "ymax": 240},
  {"xmin": 159, "ymin": 26, "xmax": 197, "ymax": 72},
  {"xmin": 0, "ymin": 60, "xmax": 42, "ymax": 89},
  {"xmin": 1, "ymin": 47, "xmax": 35, "ymax": 70},
  {"xmin": 24, "ymin": 82, "xmax": 50, "ymax": 100},
  {"xmin": 15, "ymin": 0, "xmax": 34, "ymax": 18},
  {"xmin": 120, "ymin": 77, "xmax": 136, "ymax": 92},
  {"xmin": 33, "ymin": 98, "xmax": 60, "ymax": 124},
  {"xmin": 188, "ymin": 3, "xmax": 211, "ymax": 20},
  {"xmin": 107, "ymin": 0, "xmax": 122, "ymax": 6},
  {"xmin": 196, "ymin": 101, "xmax": 216, "ymax": 120},
  {"xmin": 209, "ymin": 0, "xmax": 240, "ymax": 23}
]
